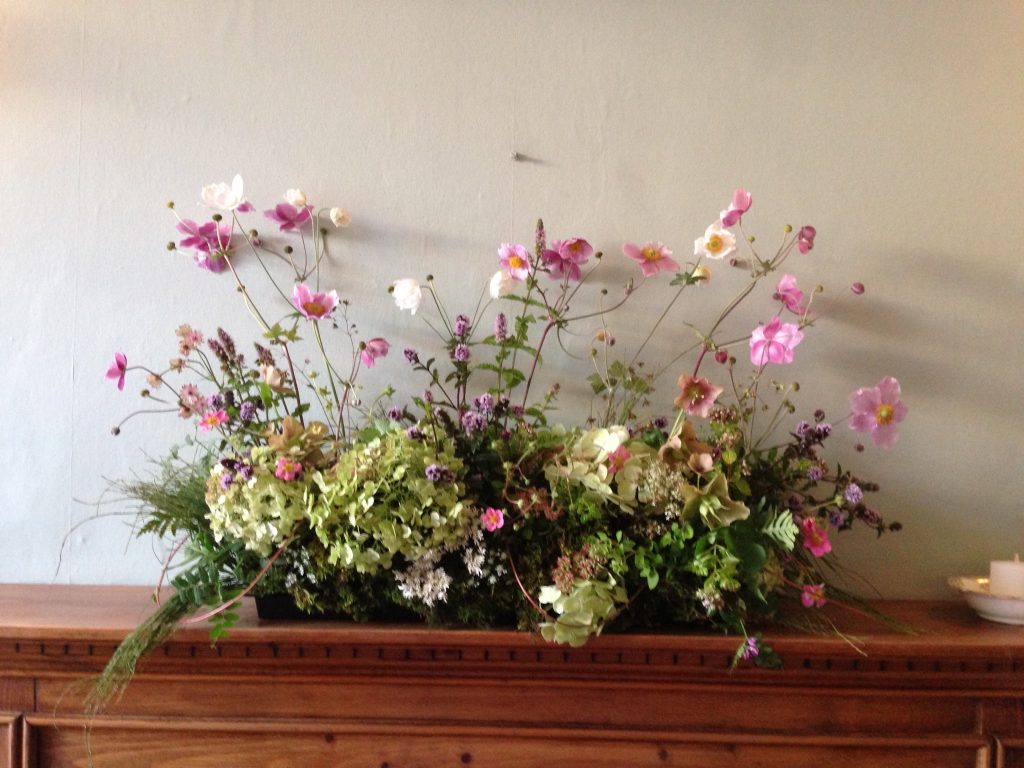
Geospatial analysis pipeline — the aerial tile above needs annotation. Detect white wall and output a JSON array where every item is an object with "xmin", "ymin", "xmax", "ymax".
[{"xmin": 1, "ymin": 0, "xmax": 1022, "ymax": 597}]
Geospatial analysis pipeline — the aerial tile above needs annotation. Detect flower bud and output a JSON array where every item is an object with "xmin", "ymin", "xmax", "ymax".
[
  {"xmin": 166, "ymin": 201, "xmax": 175, "ymax": 209},
  {"xmin": 783, "ymin": 224, "xmax": 792, "ymax": 233},
  {"xmin": 330, "ymin": 207, "xmax": 351, "ymax": 228},
  {"xmin": 851, "ymin": 282, "xmax": 865, "ymax": 295},
  {"xmin": 212, "ymin": 213, "xmax": 222, "ymax": 222},
  {"xmin": 166, "ymin": 242, "xmax": 176, "ymax": 251},
  {"xmin": 714, "ymin": 350, "xmax": 728, "ymax": 364}
]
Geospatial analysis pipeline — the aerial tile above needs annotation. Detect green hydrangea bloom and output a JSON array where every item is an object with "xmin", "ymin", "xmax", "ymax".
[
  {"xmin": 307, "ymin": 429, "xmax": 471, "ymax": 574},
  {"xmin": 544, "ymin": 426, "xmax": 654, "ymax": 512},
  {"xmin": 206, "ymin": 447, "xmax": 311, "ymax": 557}
]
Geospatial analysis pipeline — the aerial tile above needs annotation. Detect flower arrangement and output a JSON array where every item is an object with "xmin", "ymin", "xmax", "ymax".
[{"xmin": 94, "ymin": 178, "xmax": 906, "ymax": 701}]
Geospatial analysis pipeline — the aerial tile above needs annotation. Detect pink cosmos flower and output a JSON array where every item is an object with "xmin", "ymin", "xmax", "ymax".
[
  {"xmin": 775, "ymin": 274, "xmax": 807, "ymax": 315},
  {"xmin": 607, "ymin": 445, "xmax": 631, "ymax": 475},
  {"xmin": 797, "ymin": 225, "xmax": 816, "ymax": 254},
  {"xmin": 801, "ymin": 583, "xmax": 827, "ymax": 608},
  {"xmin": 106, "ymin": 352, "xmax": 127, "ymax": 391},
  {"xmin": 274, "ymin": 456, "xmax": 303, "ymax": 482},
  {"xmin": 800, "ymin": 517, "xmax": 832, "ymax": 558},
  {"xmin": 674, "ymin": 375, "xmax": 723, "ymax": 419},
  {"xmin": 360, "ymin": 337, "xmax": 390, "ymax": 368},
  {"xmin": 264, "ymin": 203, "xmax": 313, "ymax": 232},
  {"xmin": 848, "ymin": 376, "xmax": 908, "ymax": 448},
  {"xmin": 543, "ymin": 238, "xmax": 592, "ymax": 281},
  {"xmin": 176, "ymin": 219, "xmax": 233, "ymax": 273},
  {"xmin": 720, "ymin": 188, "xmax": 752, "ymax": 228},
  {"xmin": 292, "ymin": 283, "xmax": 339, "ymax": 320},
  {"xmin": 197, "ymin": 409, "xmax": 229, "ymax": 432},
  {"xmin": 749, "ymin": 317, "xmax": 804, "ymax": 366},
  {"xmin": 498, "ymin": 243, "xmax": 532, "ymax": 281},
  {"xmin": 623, "ymin": 241, "xmax": 679, "ymax": 277},
  {"xmin": 481, "ymin": 507, "xmax": 505, "ymax": 532}
]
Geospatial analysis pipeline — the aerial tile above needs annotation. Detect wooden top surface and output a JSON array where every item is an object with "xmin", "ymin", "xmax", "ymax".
[{"xmin": 0, "ymin": 583, "xmax": 1019, "ymax": 658}]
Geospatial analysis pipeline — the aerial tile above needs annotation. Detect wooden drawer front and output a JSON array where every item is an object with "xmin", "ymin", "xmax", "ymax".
[
  {"xmin": 26, "ymin": 717, "xmax": 990, "ymax": 768},
  {"xmin": 0, "ymin": 714, "xmax": 17, "ymax": 768}
]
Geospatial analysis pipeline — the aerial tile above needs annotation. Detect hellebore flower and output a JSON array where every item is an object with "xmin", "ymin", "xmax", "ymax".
[
  {"xmin": 106, "ymin": 352, "xmax": 127, "ymax": 391},
  {"xmin": 623, "ymin": 241, "xmax": 679, "ymax": 277},
  {"xmin": 391, "ymin": 278, "xmax": 423, "ymax": 314},
  {"xmin": 264, "ymin": 203, "xmax": 312, "ymax": 232},
  {"xmin": 678, "ymin": 473, "xmax": 750, "ymax": 528},
  {"xmin": 543, "ymin": 238, "xmax": 592, "ymax": 281},
  {"xmin": 749, "ymin": 317, "xmax": 804, "ymax": 366},
  {"xmin": 849, "ymin": 376, "xmax": 907, "ymax": 448},
  {"xmin": 797, "ymin": 225, "xmax": 816, "ymax": 254},
  {"xmin": 360, "ymin": 337, "xmax": 389, "ymax": 368},
  {"xmin": 720, "ymin": 188, "xmax": 752, "ymax": 228},
  {"xmin": 201, "ymin": 174, "xmax": 246, "ymax": 211},
  {"xmin": 292, "ymin": 282, "xmax": 339, "ymax": 320},
  {"xmin": 775, "ymin": 274, "xmax": 807, "ymax": 314},
  {"xmin": 674, "ymin": 375, "xmax": 724, "ymax": 419},
  {"xmin": 693, "ymin": 222, "xmax": 737, "ymax": 261},
  {"xmin": 498, "ymin": 243, "xmax": 532, "ymax": 281}
]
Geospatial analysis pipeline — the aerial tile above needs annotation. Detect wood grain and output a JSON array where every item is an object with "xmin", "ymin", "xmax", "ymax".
[{"xmin": 1, "ymin": 585, "xmax": 1021, "ymax": 767}]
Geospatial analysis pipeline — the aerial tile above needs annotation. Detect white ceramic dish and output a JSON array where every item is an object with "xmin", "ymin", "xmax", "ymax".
[{"xmin": 948, "ymin": 575, "xmax": 1024, "ymax": 625}]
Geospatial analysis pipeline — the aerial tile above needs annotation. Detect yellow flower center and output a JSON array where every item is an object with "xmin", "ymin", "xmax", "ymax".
[
  {"xmin": 569, "ymin": 241, "xmax": 582, "ymax": 253},
  {"xmin": 706, "ymin": 235, "xmax": 723, "ymax": 253},
  {"xmin": 641, "ymin": 247, "xmax": 660, "ymax": 262},
  {"xmin": 875, "ymin": 403, "xmax": 894, "ymax": 425},
  {"xmin": 303, "ymin": 301, "xmax": 326, "ymax": 316},
  {"xmin": 509, "ymin": 255, "xmax": 524, "ymax": 269}
]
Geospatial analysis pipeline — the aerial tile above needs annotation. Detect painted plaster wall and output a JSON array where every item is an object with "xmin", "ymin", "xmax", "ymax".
[{"xmin": 1, "ymin": 0, "xmax": 1021, "ymax": 597}]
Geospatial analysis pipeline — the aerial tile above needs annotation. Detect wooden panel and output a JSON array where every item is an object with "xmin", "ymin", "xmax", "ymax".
[
  {"xmin": 27, "ymin": 717, "xmax": 991, "ymax": 768},
  {"xmin": 39, "ymin": 676, "xmax": 980, "ymax": 737},
  {"xmin": 0, "ymin": 680, "xmax": 32, "ymax": 713},
  {"xmin": 0, "ymin": 714, "xmax": 17, "ymax": 768}
]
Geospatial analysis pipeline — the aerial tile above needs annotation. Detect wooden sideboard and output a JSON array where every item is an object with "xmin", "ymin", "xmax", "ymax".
[{"xmin": 1, "ymin": 585, "xmax": 1023, "ymax": 767}]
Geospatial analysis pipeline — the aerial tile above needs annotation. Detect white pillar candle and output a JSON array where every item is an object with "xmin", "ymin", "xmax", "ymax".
[{"xmin": 989, "ymin": 554, "xmax": 1024, "ymax": 598}]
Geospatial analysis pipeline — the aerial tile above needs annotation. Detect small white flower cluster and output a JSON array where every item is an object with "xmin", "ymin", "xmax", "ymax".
[
  {"xmin": 640, "ymin": 460, "xmax": 688, "ymax": 521},
  {"xmin": 462, "ymin": 527, "xmax": 487, "ymax": 578},
  {"xmin": 395, "ymin": 550, "xmax": 452, "ymax": 607}
]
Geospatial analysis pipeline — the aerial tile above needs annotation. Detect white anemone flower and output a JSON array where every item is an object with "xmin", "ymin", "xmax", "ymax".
[
  {"xmin": 693, "ymin": 222, "xmax": 737, "ymax": 260},
  {"xmin": 392, "ymin": 278, "xmax": 423, "ymax": 314},
  {"xmin": 489, "ymin": 269, "xmax": 515, "ymax": 299},
  {"xmin": 201, "ymin": 174, "xmax": 245, "ymax": 211}
]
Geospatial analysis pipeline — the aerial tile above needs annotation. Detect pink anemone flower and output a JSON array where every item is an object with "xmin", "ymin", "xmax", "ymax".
[
  {"xmin": 264, "ymin": 203, "xmax": 313, "ymax": 232},
  {"xmin": 543, "ymin": 238, "xmax": 592, "ymax": 281},
  {"xmin": 292, "ymin": 283, "xmax": 339, "ymax": 320},
  {"xmin": 498, "ymin": 243, "xmax": 532, "ymax": 281},
  {"xmin": 360, "ymin": 337, "xmax": 390, "ymax": 368},
  {"xmin": 197, "ymin": 409, "xmax": 229, "ymax": 432},
  {"xmin": 720, "ymin": 188, "xmax": 752, "ymax": 228},
  {"xmin": 106, "ymin": 352, "xmax": 127, "ymax": 391},
  {"xmin": 775, "ymin": 274, "xmax": 807, "ymax": 315},
  {"xmin": 674, "ymin": 375, "xmax": 723, "ymax": 419},
  {"xmin": 623, "ymin": 241, "xmax": 679, "ymax": 277},
  {"xmin": 607, "ymin": 445, "xmax": 631, "ymax": 475},
  {"xmin": 749, "ymin": 317, "xmax": 804, "ymax": 366},
  {"xmin": 849, "ymin": 376, "xmax": 907, "ymax": 448}
]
